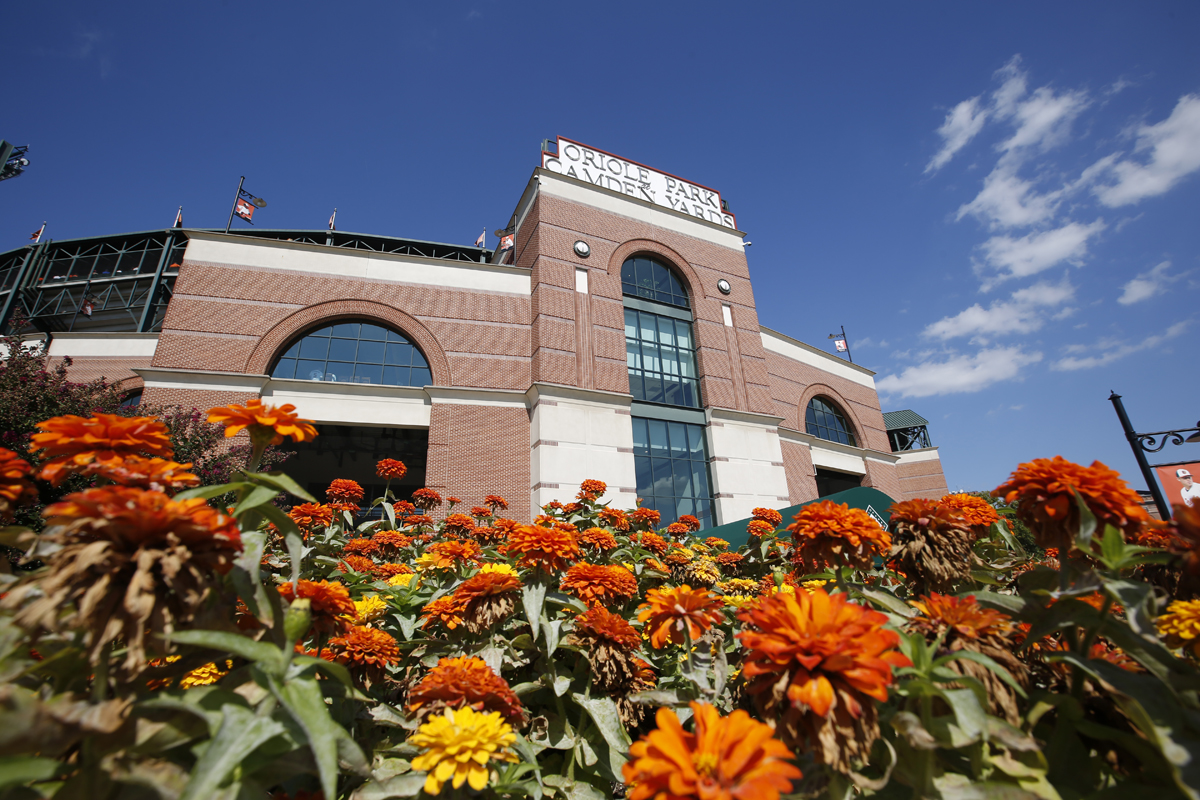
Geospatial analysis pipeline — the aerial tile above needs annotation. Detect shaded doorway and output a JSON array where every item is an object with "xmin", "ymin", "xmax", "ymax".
[
  {"xmin": 815, "ymin": 467, "xmax": 863, "ymax": 498},
  {"xmin": 285, "ymin": 425, "xmax": 428, "ymax": 506}
]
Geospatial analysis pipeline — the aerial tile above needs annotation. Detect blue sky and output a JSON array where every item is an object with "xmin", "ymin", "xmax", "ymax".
[{"xmin": 2, "ymin": 1, "xmax": 1198, "ymax": 494}]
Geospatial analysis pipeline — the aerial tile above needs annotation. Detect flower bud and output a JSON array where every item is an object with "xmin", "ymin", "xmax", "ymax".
[{"xmin": 284, "ymin": 597, "xmax": 312, "ymax": 645}]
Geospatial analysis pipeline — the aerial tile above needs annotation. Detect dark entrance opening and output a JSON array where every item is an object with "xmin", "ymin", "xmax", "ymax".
[
  {"xmin": 815, "ymin": 467, "xmax": 863, "ymax": 498},
  {"xmin": 285, "ymin": 425, "xmax": 428, "ymax": 506}
]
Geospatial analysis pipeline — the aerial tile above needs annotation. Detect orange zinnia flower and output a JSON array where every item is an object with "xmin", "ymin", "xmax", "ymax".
[
  {"xmin": 408, "ymin": 655, "xmax": 527, "ymax": 726},
  {"xmin": 453, "ymin": 571, "xmax": 522, "ymax": 633},
  {"xmin": 426, "ymin": 539, "xmax": 482, "ymax": 569},
  {"xmin": 70, "ymin": 454, "xmax": 200, "ymax": 492},
  {"xmin": 737, "ymin": 588, "xmax": 910, "ymax": 770},
  {"xmin": 573, "ymin": 604, "xmax": 642, "ymax": 649},
  {"xmin": 502, "ymin": 523, "xmax": 580, "ymax": 572},
  {"xmin": 599, "ymin": 507, "xmax": 630, "ymax": 531},
  {"xmin": 288, "ymin": 502, "xmax": 334, "ymax": 530},
  {"xmin": 560, "ymin": 563, "xmax": 639, "ymax": 607},
  {"xmin": 4, "ymin": 486, "xmax": 241, "ymax": 674},
  {"xmin": 442, "ymin": 513, "xmax": 476, "ymax": 535},
  {"xmin": 579, "ymin": 527, "xmax": 618, "ymax": 551},
  {"xmin": 577, "ymin": 478, "xmax": 607, "ymax": 501},
  {"xmin": 207, "ymin": 399, "xmax": 316, "ymax": 445},
  {"xmin": 634, "ymin": 530, "xmax": 668, "ymax": 556},
  {"xmin": 343, "ymin": 537, "xmax": 380, "ymax": 557},
  {"xmin": 747, "ymin": 519, "xmax": 775, "ymax": 538},
  {"xmin": 412, "ymin": 487, "xmax": 443, "ymax": 510},
  {"xmin": 278, "ymin": 579, "xmax": 356, "ymax": 635},
  {"xmin": 752, "ymin": 507, "xmax": 784, "ymax": 527},
  {"xmin": 570, "ymin": 604, "xmax": 647, "ymax": 693},
  {"xmin": 637, "ymin": 585, "xmax": 725, "ymax": 648},
  {"xmin": 910, "ymin": 593, "xmax": 1012, "ymax": 640},
  {"xmin": 787, "ymin": 500, "xmax": 890, "ymax": 572},
  {"xmin": 938, "ymin": 493, "xmax": 1000, "ymax": 529},
  {"xmin": 0, "ymin": 448, "xmax": 36, "ymax": 517},
  {"xmin": 624, "ymin": 702, "xmax": 802, "ymax": 800},
  {"xmin": 376, "ymin": 458, "xmax": 407, "ymax": 479},
  {"xmin": 705, "ymin": 537, "xmax": 730, "ymax": 550},
  {"xmin": 420, "ymin": 596, "xmax": 467, "ymax": 630},
  {"xmin": 632, "ymin": 507, "xmax": 661, "ymax": 529},
  {"xmin": 484, "ymin": 495, "xmax": 509, "ymax": 512},
  {"xmin": 666, "ymin": 522, "xmax": 689, "ymax": 537},
  {"xmin": 373, "ymin": 530, "xmax": 413, "ymax": 553},
  {"xmin": 402, "ymin": 514, "xmax": 434, "ymax": 529},
  {"xmin": 716, "ymin": 552, "xmax": 743, "ymax": 570},
  {"xmin": 678, "ymin": 514, "xmax": 702, "ymax": 532},
  {"xmin": 338, "ymin": 554, "xmax": 381, "ymax": 576},
  {"xmin": 325, "ymin": 625, "xmax": 400, "ymax": 685},
  {"xmin": 32, "ymin": 413, "xmax": 176, "ymax": 486},
  {"xmin": 995, "ymin": 456, "xmax": 1148, "ymax": 552},
  {"xmin": 326, "ymin": 479, "xmax": 365, "ymax": 503},
  {"xmin": 375, "ymin": 562, "xmax": 413, "ymax": 578},
  {"xmin": 470, "ymin": 506, "xmax": 492, "ymax": 519}
]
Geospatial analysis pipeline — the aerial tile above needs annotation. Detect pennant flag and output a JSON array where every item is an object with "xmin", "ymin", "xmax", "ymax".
[
  {"xmin": 499, "ymin": 234, "xmax": 514, "ymax": 251},
  {"xmin": 173, "ymin": 206, "xmax": 183, "ymax": 228},
  {"xmin": 475, "ymin": 229, "xmax": 485, "ymax": 247},
  {"xmin": 30, "ymin": 222, "xmax": 45, "ymax": 242},
  {"xmin": 328, "ymin": 208, "xmax": 337, "ymax": 231}
]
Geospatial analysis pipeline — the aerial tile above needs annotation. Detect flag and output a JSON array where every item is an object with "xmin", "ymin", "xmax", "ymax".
[
  {"xmin": 499, "ymin": 234, "xmax": 514, "ymax": 251},
  {"xmin": 173, "ymin": 207, "xmax": 183, "ymax": 228},
  {"xmin": 475, "ymin": 229, "xmax": 485, "ymax": 247},
  {"xmin": 234, "ymin": 198, "xmax": 255, "ymax": 222},
  {"xmin": 30, "ymin": 222, "xmax": 45, "ymax": 242},
  {"xmin": 834, "ymin": 339, "xmax": 847, "ymax": 352},
  {"xmin": 328, "ymin": 208, "xmax": 337, "ymax": 231},
  {"xmin": 81, "ymin": 298, "xmax": 94, "ymax": 317}
]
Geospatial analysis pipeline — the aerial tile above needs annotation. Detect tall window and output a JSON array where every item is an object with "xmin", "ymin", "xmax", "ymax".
[
  {"xmin": 805, "ymin": 397, "xmax": 857, "ymax": 446},
  {"xmin": 622, "ymin": 255, "xmax": 714, "ymax": 529},
  {"xmin": 272, "ymin": 322, "xmax": 431, "ymax": 387}
]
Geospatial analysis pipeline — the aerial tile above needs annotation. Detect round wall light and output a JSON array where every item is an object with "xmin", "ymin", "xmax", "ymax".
[
  {"xmin": 717, "ymin": 278, "xmax": 732, "ymax": 295},
  {"xmin": 573, "ymin": 240, "xmax": 590, "ymax": 258}
]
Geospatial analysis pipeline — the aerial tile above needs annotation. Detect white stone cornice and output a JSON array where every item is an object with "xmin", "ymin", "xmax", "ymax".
[{"xmin": 134, "ymin": 367, "xmax": 269, "ymax": 393}]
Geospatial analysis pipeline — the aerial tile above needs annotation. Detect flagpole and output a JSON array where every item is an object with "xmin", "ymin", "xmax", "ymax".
[{"xmin": 225, "ymin": 176, "xmax": 245, "ymax": 234}]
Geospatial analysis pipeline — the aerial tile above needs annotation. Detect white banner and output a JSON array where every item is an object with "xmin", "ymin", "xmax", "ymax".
[{"xmin": 542, "ymin": 137, "xmax": 736, "ymax": 229}]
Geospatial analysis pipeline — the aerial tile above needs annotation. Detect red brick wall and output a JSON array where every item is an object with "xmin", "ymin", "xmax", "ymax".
[
  {"xmin": 896, "ymin": 457, "xmax": 950, "ymax": 501},
  {"xmin": 781, "ymin": 440, "xmax": 818, "ymax": 504},
  {"xmin": 426, "ymin": 404, "xmax": 530, "ymax": 521},
  {"xmin": 48, "ymin": 356, "xmax": 149, "ymax": 392}
]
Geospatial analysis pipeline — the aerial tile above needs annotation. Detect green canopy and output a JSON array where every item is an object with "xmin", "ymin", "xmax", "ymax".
[{"xmin": 707, "ymin": 486, "xmax": 898, "ymax": 549}]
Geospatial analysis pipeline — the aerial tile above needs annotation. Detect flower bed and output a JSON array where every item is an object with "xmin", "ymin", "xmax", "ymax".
[{"xmin": 2, "ymin": 405, "xmax": 1200, "ymax": 799}]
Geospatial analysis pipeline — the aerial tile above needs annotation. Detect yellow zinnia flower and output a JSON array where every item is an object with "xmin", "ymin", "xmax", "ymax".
[
  {"xmin": 1158, "ymin": 599, "xmax": 1200, "ymax": 656},
  {"xmin": 408, "ymin": 707, "xmax": 518, "ymax": 794},
  {"xmin": 179, "ymin": 660, "xmax": 231, "ymax": 688},
  {"xmin": 479, "ymin": 563, "xmax": 519, "ymax": 578},
  {"xmin": 387, "ymin": 572, "xmax": 417, "ymax": 588},
  {"xmin": 723, "ymin": 594, "xmax": 757, "ymax": 609},
  {"xmin": 355, "ymin": 595, "xmax": 389, "ymax": 623}
]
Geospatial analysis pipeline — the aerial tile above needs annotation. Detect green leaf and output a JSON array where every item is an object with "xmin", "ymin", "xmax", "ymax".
[
  {"xmin": 522, "ymin": 582, "xmax": 547, "ymax": 640},
  {"xmin": 271, "ymin": 675, "xmax": 366, "ymax": 799},
  {"xmin": 1102, "ymin": 578, "xmax": 1156, "ymax": 636},
  {"xmin": 257, "ymin": 504, "xmax": 306, "ymax": 587},
  {"xmin": 175, "ymin": 481, "xmax": 250, "ymax": 501},
  {"xmin": 351, "ymin": 772, "xmax": 428, "ymax": 799},
  {"xmin": 570, "ymin": 693, "xmax": 630, "ymax": 766},
  {"xmin": 990, "ymin": 518, "xmax": 1026, "ymax": 557},
  {"xmin": 230, "ymin": 531, "xmax": 273, "ymax": 627},
  {"xmin": 1072, "ymin": 488, "xmax": 1098, "ymax": 552},
  {"xmin": 179, "ymin": 704, "xmax": 286, "ymax": 800},
  {"xmin": 935, "ymin": 650, "xmax": 1028, "ymax": 697},
  {"xmin": 242, "ymin": 470, "xmax": 317, "ymax": 503},
  {"xmin": 167, "ymin": 630, "xmax": 285, "ymax": 675},
  {"xmin": 854, "ymin": 587, "xmax": 918, "ymax": 617},
  {"xmin": 936, "ymin": 687, "xmax": 986, "ymax": 741},
  {"xmin": 291, "ymin": 655, "xmax": 356, "ymax": 690},
  {"xmin": 233, "ymin": 483, "xmax": 283, "ymax": 515},
  {"xmin": 543, "ymin": 617, "xmax": 563, "ymax": 656},
  {"xmin": 0, "ymin": 756, "xmax": 69, "ymax": 790}
]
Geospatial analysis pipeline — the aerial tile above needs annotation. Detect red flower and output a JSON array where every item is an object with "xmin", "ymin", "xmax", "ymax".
[
  {"xmin": 376, "ymin": 458, "xmax": 407, "ymax": 480},
  {"xmin": 326, "ymin": 479, "xmax": 365, "ymax": 503}
]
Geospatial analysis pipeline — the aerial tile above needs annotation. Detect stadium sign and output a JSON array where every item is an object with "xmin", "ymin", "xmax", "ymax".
[{"xmin": 542, "ymin": 137, "xmax": 736, "ymax": 229}]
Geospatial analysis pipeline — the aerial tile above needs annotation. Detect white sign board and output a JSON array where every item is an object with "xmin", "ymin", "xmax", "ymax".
[{"xmin": 541, "ymin": 137, "xmax": 737, "ymax": 229}]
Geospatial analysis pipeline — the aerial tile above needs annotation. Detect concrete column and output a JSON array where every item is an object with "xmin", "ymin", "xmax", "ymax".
[{"xmin": 705, "ymin": 407, "xmax": 790, "ymax": 525}]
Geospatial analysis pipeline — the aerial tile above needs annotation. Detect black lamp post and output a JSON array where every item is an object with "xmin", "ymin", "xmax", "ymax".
[{"xmin": 1109, "ymin": 391, "xmax": 1200, "ymax": 520}]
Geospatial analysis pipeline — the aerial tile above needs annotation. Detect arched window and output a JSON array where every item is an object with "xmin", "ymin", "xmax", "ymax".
[
  {"xmin": 271, "ymin": 321, "xmax": 431, "ymax": 387},
  {"xmin": 805, "ymin": 397, "xmax": 857, "ymax": 447},
  {"xmin": 621, "ymin": 255, "xmax": 690, "ymax": 309}
]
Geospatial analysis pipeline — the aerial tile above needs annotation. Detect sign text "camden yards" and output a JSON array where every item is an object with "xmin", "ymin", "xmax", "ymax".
[{"xmin": 542, "ymin": 138, "xmax": 736, "ymax": 229}]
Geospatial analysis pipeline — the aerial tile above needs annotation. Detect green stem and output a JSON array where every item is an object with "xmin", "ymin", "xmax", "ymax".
[{"xmin": 91, "ymin": 648, "xmax": 109, "ymax": 703}]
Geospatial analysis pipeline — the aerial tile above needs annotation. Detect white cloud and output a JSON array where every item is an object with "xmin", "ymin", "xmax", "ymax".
[
  {"xmin": 976, "ymin": 219, "xmax": 1105, "ymax": 288},
  {"xmin": 926, "ymin": 96, "xmax": 989, "ymax": 174},
  {"xmin": 876, "ymin": 347, "xmax": 1043, "ymax": 398},
  {"xmin": 1052, "ymin": 321, "xmax": 1191, "ymax": 371},
  {"xmin": 991, "ymin": 56, "xmax": 1027, "ymax": 119},
  {"xmin": 999, "ymin": 85, "xmax": 1090, "ymax": 157},
  {"xmin": 956, "ymin": 167, "xmax": 1062, "ymax": 229},
  {"xmin": 1118, "ymin": 261, "xmax": 1185, "ymax": 305},
  {"xmin": 924, "ymin": 278, "xmax": 1075, "ymax": 341},
  {"xmin": 1092, "ymin": 94, "xmax": 1200, "ymax": 206}
]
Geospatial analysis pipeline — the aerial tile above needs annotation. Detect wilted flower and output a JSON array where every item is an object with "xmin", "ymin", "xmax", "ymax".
[
  {"xmin": 412, "ymin": 488, "xmax": 443, "ymax": 510},
  {"xmin": 502, "ymin": 523, "xmax": 579, "ymax": 572},
  {"xmin": 568, "ymin": 604, "xmax": 643, "ymax": 693},
  {"xmin": 681, "ymin": 558, "xmax": 722, "ymax": 587},
  {"xmin": 484, "ymin": 495, "xmax": 509, "ymax": 512},
  {"xmin": 207, "ymin": 399, "xmax": 317, "ymax": 445},
  {"xmin": 32, "ymin": 413, "xmax": 175, "ymax": 486},
  {"xmin": 939, "ymin": 493, "xmax": 1000, "ymax": 529},
  {"xmin": 637, "ymin": 585, "xmax": 725, "ymax": 648},
  {"xmin": 278, "ymin": 580, "xmax": 357, "ymax": 636},
  {"xmin": 560, "ymin": 562, "xmax": 638, "ymax": 607},
  {"xmin": 407, "ymin": 655, "xmax": 527, "ymax": 726},
  {"xmin": 326, "ymin": 479, "xmax": 365, "ymax": 503},
  {"xmin": 623, "ymin": 703, "xmax": 802, "ymax": 800},
  {"xmin": 787, "ymin": 500, "xmax": 890, "ymax": 573},
  {"xmin": 453, "ymin": 571, "xmax": 522, "ymax": 633},
  {"xmin": 408, "ymin": 707, "xmax": 518, "ymax": 795},
  {"xmin": 326, "ymin": 625, "xmax": 400, "ymax": 686},
  {"xmin": 738, "ymin": 588, "xmax": 910, "ymax": 772},
  {"xmin": 376, "ymin": 458, "xmax": 407, "ymax": 480},
  {"xmin": 995, "ymin": 456, "xmax": 1148, "ymax": 552},
  {"xmin": 887, "ymin": 499, "xmax": 974, "ymax": 595},
  {"xmin": 3, "ymin": 486, "xmax": 241, "ymax": 675}
]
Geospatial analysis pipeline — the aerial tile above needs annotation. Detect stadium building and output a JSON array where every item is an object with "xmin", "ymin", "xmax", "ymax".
[{"xmin": 0, "ymin": 137, "xmax": 949, "ymax": 526}]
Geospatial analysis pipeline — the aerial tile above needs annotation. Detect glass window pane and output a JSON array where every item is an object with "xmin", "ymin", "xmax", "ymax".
[
  {"xmin": 410, "ymin": 367, "xmax": 431, "ymax": 386},
  {"xmin": 628, "ymin": 373, "xmax": 645, "ymax": 402},
  {"xmin": 657, "ymin": 316, "xmax": 676, "ymax": 348},
  {"xmin": 359, "ymin": 324, "xmax": 386, "ymax": 341},
  {"xmin": 643, "ymin": 375, "xmax": 664, "ymax": 404},
  {"xmin": 648, "ymin": 420, "xmax": 669, "ymax": 455},
  {"xmin": 641, "ymin": 342, "xmax": 660, "ymax": 373},
  {"xmin": 673, "ymin": 460, "xmax": 693, "ymax": 497},
  {"xmin": 624, "ymin": 308, "xmax": 637, "ymax": 338},
  {"xmin": 663, "ymin": 377, "xmax": 682, "ymax": 406},
  {"xmin": 675, "ymin": 320, "xmax": 692, "ymax": 350},
  {"xmin": 273, "ymin": 358, "xmax": 296, "ymax": 379},
  {"xmin": 298, "ymin": 360, "xmax": 325, "ymax": 380},
  {"xmin": 282, "ymin": 341, "xmax": 301, "ymax": 360},
  {"xmin": 325, "ymin": 362, "xmax": 353, "ymax": 382},
  {"xmin": 621, "ymin": 260, "xmax": 635, "ymax": 287},
  {"xmin": 386, "ymin": 343, "xmax": 413, "ymax": 366},
  {"xmin": 357, "ymin": 340, "xmax": 385, "ymax": 364},
  {"xmin": 327, "ymin": 338, "xmax": 356, "ymax": 362},
  {"xmin": 626, "ymin": 340, "xmax": 641, "ymax": 370},
  {"xmin": 653, "ymin": 263, "xmax": 672, "ymax": 293},
  {"xmin": 651, "ymin": 458, "xmax": 674, "ymax": 496},
  {"xmin": 632, "ymin": 418, "xmax": 649, "ymax": 455},
  {"xmin": 635, "ymin": 457, "xmax": 652, "ymax": 490},
  {"xmin": 353, "ymin": 363, "xmax": 383, "ymax": 384},
  {"xmin": 299, "ymin": 337, "xmax": 329, "ymax": 359},
  {"xmin": 412, "ymin": 351, "xmax": 430, "ymax": 369},
  {"xmin": 332, "ymin": 322, "xmax": 359, "ymax": 338},
  {"xmin": 668, "ymin": 422, "xmax": 687, "ymax": 454},
  {"xmin": 382, "ymin": 366, "xmax": 408, "ymax": 386},
  {"xmin": 639, "ymin": 315, "xmax": 656, "ymax": 343}
]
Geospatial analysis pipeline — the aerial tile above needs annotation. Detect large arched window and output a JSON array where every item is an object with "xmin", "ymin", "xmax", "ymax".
[
  {"xmin": 271, "ymin": 321, "xmax": 431, "ymax": 387},
  {"xmin": 621, "ymin": 256, "xmax": 690, "ymax": 309},
  {"xmin": 805, "ymin": 397, "xmax": 857, "ymax": 447}
]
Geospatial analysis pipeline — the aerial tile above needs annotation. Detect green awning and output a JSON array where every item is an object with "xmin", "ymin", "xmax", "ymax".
[
  {"xmin": 708, "ymin": 486, "xmax": 898, "ymax": 549},
  {"xmin": 882, "ymin": 410, "xmax": 929, "ymax": 430}
]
